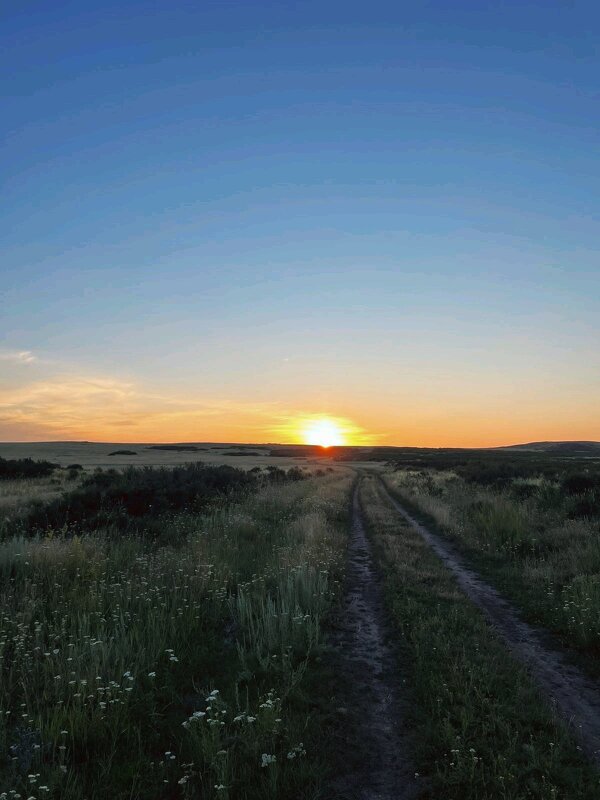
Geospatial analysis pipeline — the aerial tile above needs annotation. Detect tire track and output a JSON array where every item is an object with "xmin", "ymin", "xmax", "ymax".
[
  {"xmin": 380, "ymin": 478, "xmax": 600, "ymax": 768},
  {"xmin": 326, "ymin": 481, "xmax": 421, "ymax": 800}
]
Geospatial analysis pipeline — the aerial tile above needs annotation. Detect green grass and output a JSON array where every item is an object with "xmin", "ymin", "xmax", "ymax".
[
  {"xmin": 0, "ymin": 471, "xmax": 353, "ymax": 799},
  {"xmin": 383, "ymin": 469, "xmax": 600, "ymax": 677},
  {"xmin": 359, "ymin": 475, "xmax": 600, "ymax": 800}
]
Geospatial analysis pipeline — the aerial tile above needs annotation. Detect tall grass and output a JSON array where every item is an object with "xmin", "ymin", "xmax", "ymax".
[
  {"xmin": 0, "ymin": 475, "xmax": 72, "ymax": 526},
  {"xmin": 360, "ymin": 476, "xmax": 600, "ymax": 799},
  {"xmin": 0, "ymin": 470, "xmax": 352, "ymax": 799},
  {"xmin": 384, "ymin": 469, "xmax": 600, "ymax": 669}
]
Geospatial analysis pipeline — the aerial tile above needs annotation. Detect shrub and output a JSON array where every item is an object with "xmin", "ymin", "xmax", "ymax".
[
  {"xmin": 21, "ymin": 463, "xmax": 308, "ymax": 536},
  {"xmin": 0, "ymin": 457, "xmax": 58, "ymax": 480},
  {"xmin": 24, "ymin": 463, "xmax": 257, "ymax": 535},
  {"xmin": 562, "ymin": 473, "xmax": 600, "ymax": 496}
]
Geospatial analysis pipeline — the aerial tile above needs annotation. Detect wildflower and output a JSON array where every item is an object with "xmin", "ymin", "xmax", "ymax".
[
  {"xmin": 261, "ymin": 753, "xmax": 276, "ymax": 767},
  {"xmin": 148, "ymin": 672, "xmax": 156, "ymax": 678}
]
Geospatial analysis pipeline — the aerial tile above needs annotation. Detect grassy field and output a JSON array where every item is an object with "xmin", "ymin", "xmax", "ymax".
[
  {"xmin": 359, "ymin": 474, "xmax": 599, "ymax": 799},
  {"xmin": 0, "ymin": 463, "xmax": 353, "ymax": 799},
  {"xmin": 0, "ymin": 474, "xmax": 73, "ymax": 520},
  {"xmin": 2, "ymin": 445, "xmax": 600, "ymax": 798},
  {"xmin": 383, "ymin": 460, "xmax": 600, "ymax": 676},
  {"xmin": 0, "ymin": 442, "xmax": 340, "ymax": 471}
]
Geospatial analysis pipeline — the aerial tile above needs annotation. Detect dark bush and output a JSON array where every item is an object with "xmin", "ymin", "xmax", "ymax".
[
  {"xmin": 265, "ymin": 466, "xmax": 288, "ymax": 483},
  {"xmin": 25, "ymin": 463, "xmax": 257, "ymax": 534},
  {"xmin": 0, "ymin": 457, "xmax": 58, "ymax": 480},
  {"xmin": 148, "ymin": 444, "xmax": 204, "ymax": 452},
  {"xmin": 566, "ymin": 491, "xmax": 600, "ymax": 519},
  {"xmin": 561, "ymin": 473, "xmax": 600, "ymax": 496},
  {"xmin": 23, "ymin": 462, "xmax": 307, "ymax": 535}
]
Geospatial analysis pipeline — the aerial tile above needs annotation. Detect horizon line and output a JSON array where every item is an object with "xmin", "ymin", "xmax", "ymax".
[{"xmin": 2, "ymin": 439, "xmax": 599, "ymax": 450}]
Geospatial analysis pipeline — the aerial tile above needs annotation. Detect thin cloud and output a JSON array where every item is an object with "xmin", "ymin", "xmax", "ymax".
[
  {"xmin": 0, "ymin": 360, "xmax": 381, "ymax": 443},
  {"xmin": 0, "ymin": 350, "xmax": 37, "ymax": 364},
  {"xmin": 0, "ymin": 374, "xmax": 296, "ymax": 442}
]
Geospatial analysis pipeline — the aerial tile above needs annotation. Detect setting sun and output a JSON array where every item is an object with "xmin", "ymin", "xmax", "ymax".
[{"xmin": 302, "ymin": 418, "xmax": 345, "ymax": 448}]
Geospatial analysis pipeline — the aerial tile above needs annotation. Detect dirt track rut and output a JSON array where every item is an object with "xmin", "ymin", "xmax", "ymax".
[
  {"xmin": 380, "ymin": 478, "xmax": 600, "ymax": 768},
  {"xmin": 327, "ymin": 482, "xmax": 420, "ymax": 800}
]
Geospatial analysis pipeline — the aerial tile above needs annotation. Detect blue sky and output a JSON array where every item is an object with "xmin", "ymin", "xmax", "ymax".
[{"xmin": 1, "ymin": 1, "xmax": 599, "ymax": 444}]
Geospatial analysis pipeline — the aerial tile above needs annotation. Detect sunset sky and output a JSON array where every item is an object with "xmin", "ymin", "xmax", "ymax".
[{"xmin": 2, "ymin": 1, "xmax": 599, "ymax": 446}]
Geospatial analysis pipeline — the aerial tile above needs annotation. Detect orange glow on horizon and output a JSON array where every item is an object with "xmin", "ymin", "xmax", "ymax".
[{"xmin": 0, "ymin": 372, "xmax": 598, "ymax": 447}]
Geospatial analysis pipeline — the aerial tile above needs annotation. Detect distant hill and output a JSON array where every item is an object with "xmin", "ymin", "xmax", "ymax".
[{"xmin": 496, "ymin": 441, "xmax": 600, "ymax": 454}]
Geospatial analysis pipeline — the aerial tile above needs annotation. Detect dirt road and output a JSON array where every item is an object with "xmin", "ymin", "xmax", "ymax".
[
  {"xmin": 326, "ymin": 481, "xmax": 421, "ymax": 800},
  {"xmin": 380, "ymin": 478, "xmax": 600, "ymax": 768}
]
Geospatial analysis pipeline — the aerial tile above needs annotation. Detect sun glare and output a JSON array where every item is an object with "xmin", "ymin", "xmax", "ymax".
[{"xmin": 302, "ymin": 418, "xmax": 345, "ymax": 448}]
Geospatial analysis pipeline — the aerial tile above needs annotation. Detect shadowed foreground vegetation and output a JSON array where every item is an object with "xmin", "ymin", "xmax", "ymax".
[
  {"xmin": 0, "ymin": 466, "xmax": 352, "ymax": 799},
  {"xmin": 3, "ymin": 463, "xmax": 306, "ymax": 542},
  {"xmin": 0, "ymin": 458, "xmax": 58, "ymax": 482}
]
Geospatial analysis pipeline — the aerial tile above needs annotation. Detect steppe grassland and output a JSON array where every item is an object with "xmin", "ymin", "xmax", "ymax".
[
  {"xmin": 0, "ymin": 442, "xmax": 321, "ymax": 471},
  {"xmin": 359, "ymin": 475, "xmax": 600, "ymax": 800},
  {"xmin": 0, "ymin": 475, "xmax": 73, "ymax": 518},
  {"xmin": 0, "ymin": 469, "xmax": 353, "ymax": 799},
  {"xmin": 383, "ymin": 469, "xmax": 600, "ymax": 670}
]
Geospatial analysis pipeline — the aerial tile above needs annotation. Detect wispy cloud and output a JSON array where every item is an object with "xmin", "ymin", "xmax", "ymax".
[
  {"xmin": 0, "ymin": 373, "xmax": 284, "ymax": 442},
  {"xmin": 0, "ymin": 370, "xmax": 379, "ymax": 444},
  {"xmin": 0, "ymin": 350, "xmax": 37, "ymax": 364}
]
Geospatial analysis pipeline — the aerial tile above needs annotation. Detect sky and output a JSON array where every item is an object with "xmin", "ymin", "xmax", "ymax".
[{"xmin": 1, "ymin": 0, "xmax": 599, "ymax": 446}]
